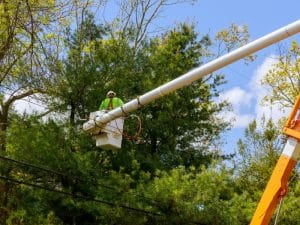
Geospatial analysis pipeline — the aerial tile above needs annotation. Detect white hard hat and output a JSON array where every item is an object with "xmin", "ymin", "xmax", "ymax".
[{"xmin": 107, "ymin": 91, "xmax": 116, "ymax": 97}]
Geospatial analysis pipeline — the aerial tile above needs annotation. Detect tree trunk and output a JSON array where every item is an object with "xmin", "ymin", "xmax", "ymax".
[
  {"xmin": 70, "ymin": 101, "xmax": 75, "ymax": 126},
  {"xmin": 0, "ymin": 114, "xmax": 8, "ymax": 152},
  {"xmin": 150, "ymin": 136, "xmax": 157, "ymax": 155},
  {"xmin": 0, "ymin": 180, "xmax": 12, "ymax": 224},
  {"xmin": 0, "ymin": 105, "xmax": 10, "ymax": 224}
]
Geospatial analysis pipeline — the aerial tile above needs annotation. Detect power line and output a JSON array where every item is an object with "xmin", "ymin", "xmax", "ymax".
[
  {"xmin": 0, "ymin": 173, "xmax": 202, "ymax": 224},
  {"xmin": 0, "ymin": 155, "xmax": 161, "ymax": 205},
  {"xmin": 0, "ymin": 174, "xmax": 202, "ymax": 224},
  {"xmin": 0, "ymin": 175, "xmax": 163, "ymax": 217},
  {"xmin": 0, "ymin": 155, "xmax": 97, "ymax": 185}
]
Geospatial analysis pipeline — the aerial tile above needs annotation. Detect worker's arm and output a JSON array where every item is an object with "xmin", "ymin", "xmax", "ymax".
[
  {"xmin": 99, "ymin": 99, "xmax": 108, "ymax": 110},
  {"xmin": 113, "ymin": 98, "xmax": 124, "ymax": 108}
]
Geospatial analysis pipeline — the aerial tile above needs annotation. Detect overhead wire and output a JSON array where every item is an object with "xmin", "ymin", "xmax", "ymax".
[
  {"xmin": 0, "ymin": 174, "xmax": 203, "ymax": 224},
  {"xmin": 0, "ymin": 86, "xmax": 148, "ymax": 202},
  {"xmin": 1, "ymin": 61, "xmax": 279, "ymax": 225},
  {"xmin": 0, "ymin": 155, "xmax": 161, "ymax": 205},
  {"xmin": 0, "ymin": 156, "xmax": 207, "ymax": 224},
  {"xmin": 0, "ymin": 175, "xmax": 163, "ymax": 217},
  {"xmin": 0, "ymin": 155, "xmax": 97, "ymax": 184}
]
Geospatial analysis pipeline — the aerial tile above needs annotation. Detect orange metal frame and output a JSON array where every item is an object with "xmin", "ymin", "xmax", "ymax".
[
  {"xmin": 284, "ymin": 95, "xmax": 300, "ymax": 139},
  {"xmin": 250, "ymin": 94, "xmax": 300, "ymax": 225},
  {"xmin": 249, "ymin": 155, "xmax": 296, "ymax": 225}
]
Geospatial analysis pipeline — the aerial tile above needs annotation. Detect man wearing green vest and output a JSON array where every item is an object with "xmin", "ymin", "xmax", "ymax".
[{"xmin": 99, "ymin": 91, "xmax": 124, "ymax": 111}]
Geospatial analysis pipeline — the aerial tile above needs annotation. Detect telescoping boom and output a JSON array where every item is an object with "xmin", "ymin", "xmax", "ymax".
[
  {"xmin": 84, "ymin": 20, "xmax": 300, "ymax": 225},
  {"xmin": 91, "ymin": 20, "xmax": 300, "ymax": 126}
]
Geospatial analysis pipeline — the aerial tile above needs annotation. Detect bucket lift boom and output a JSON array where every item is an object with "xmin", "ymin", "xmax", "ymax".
[
  {"xmin": 84, "ymin": 20, "xmax": 300, "ymax": 127},
  {"xmin": 83, "ymin": 20, "xmax": 300, "ymax": 224}
]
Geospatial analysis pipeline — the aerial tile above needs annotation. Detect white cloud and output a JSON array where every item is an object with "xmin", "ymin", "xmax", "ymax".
[
  {"xmin": 218, "ymin": 87, "xmax": 254, "ymax": 128},
  {"xmin": 235, "ymin": 113, "xmax": 255, "ymax": 128},
  {"xmin": 219, "ymin": 87, "xmax": 252, "ymax": 110},
  {"xmin": 250, "ymin": 56, "xmax": 278, "ymax": 90},
  {"xmin": 250, "ymin": 55, "xmax": 289, "ymax": 126},
  {"xmin": 218, "ymin": 55, "xmax": 290, "ymax": 129},
  {"xmin": 218, "ymin": 110, "xmax": 254, "ymax": 128}
]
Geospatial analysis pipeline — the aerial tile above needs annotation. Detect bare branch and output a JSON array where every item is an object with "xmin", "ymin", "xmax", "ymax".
[
  {"xmin": 0, "ymin": 44, "xmax": 33, "ymax": 83},
  {"xmin": 0, "ymin": 1, "xmax": 21, "ymax": 62},
  {"xmin": 36, "ymin": 109, "xmax": 53, "ymax": 119},
  {"xmin": 134, "ymin": 0, "xmax": 163, "ymax": 50},
  {"xmin": 4, "ymin": 89, "xmax": 45, "ymax": 109}
]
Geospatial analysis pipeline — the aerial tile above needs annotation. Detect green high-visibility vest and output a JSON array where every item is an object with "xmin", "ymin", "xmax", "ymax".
[{"xmin": 99, "ymin": 97, "xmax": 124, "ymax": 110}]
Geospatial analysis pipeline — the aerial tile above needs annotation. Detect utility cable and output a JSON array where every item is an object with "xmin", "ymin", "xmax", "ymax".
[
  {"xmin": 0, "ymin": 154, "xmax": 209, "ymax": 223},
  {"xmin": 273, "ymin": 197, "xmax": 283, "ymax": 225},
  {"xmin": 0, "ymin": 155, "xmax": 161, "ymax": 205},
  {"xmin": 0, "ymin": 174, "xmax": 202, "ymax": 224},
  {"xmin": 0, "ymin": 155, "xmax": 98, "ymax": 185},
  {"xmin": 0, "ymin": 175, "xmax": 163, "ymax": 217}
]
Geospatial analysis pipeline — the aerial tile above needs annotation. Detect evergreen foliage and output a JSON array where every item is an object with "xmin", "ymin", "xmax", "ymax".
[{"xmin": 1, "ymin": 1, "xmax": 299, "ymax": 224}]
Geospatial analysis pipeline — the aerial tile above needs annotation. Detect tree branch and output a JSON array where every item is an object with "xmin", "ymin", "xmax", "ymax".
[
  {"xmin": 0, "ymin": 1, "xmax": 21, "ymax": 62},
  {"xmin": 3, "ymin": 89, "xmax": 44, "ymax": 109},
  {"xmin": 0, "ymin": 43, "xmax": 33, "ymax": 84}
]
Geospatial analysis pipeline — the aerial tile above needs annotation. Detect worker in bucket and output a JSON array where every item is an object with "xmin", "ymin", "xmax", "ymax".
[{"xmin": 99, "ymin": 91, "xmax": 124, "ymax": 111}]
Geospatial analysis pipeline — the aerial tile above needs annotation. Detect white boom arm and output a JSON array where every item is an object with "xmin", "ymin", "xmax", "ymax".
[{"xmin": 88, "ymin": 20, "xmax": 300, "ymax": 127}]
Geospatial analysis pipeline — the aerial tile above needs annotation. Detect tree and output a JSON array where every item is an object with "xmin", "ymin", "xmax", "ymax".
[
  {"xmin": 0, "ymin": 1, "xmax": 72, "ymax": 222},
  {"xmin": 0, "ymin": 1, "xmax": 258, "ymax": 224},
  {"xmin": 48, "ymin": 10, "xmax": 232, "ymax": 172},
  {"xmin": 128, "ymin": 24, "xmax": 229, "ymax": 170},
  {"xmin": 4, "ymin": 115, "xmax": 104, "ymax": 224},
  {"xmin": 0, "ymin": 2, "xmax": 111, "ymax": 223},
  {"xmin": 261, "ymin": 41, "xmax": 300, "ymax": 108},
  {"xmin": 0, "ymin": 0, "xmax": 71, "ymax": 152},
  {"xmin": 113, "ymin": 0, "xmax": 196, "ymax": 52},
  {"xmin": 47, "ymin": 13, "xmax": 109, "ymax": 125},
  {"xmin": 235, "ymin": 119, "xmax": 283, "ymax": 196}
]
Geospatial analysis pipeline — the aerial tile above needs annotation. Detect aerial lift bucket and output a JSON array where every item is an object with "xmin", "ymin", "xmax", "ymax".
[{"xmin": 83, "ymin": 111, "xmax": 124, "ymax": 150}]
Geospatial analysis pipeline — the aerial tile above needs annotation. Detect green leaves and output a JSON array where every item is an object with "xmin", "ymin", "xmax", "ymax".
[
  {"xmin": 235, "ymin": 119, "xmax": 282, "ymax": 195},
  {"xmin": 261, "ymin": 41, "xmax": 300, "ymax": 108},
  {"xmin": 5, "ymin": 2, "xmax": 299, "ymax": 224}
]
